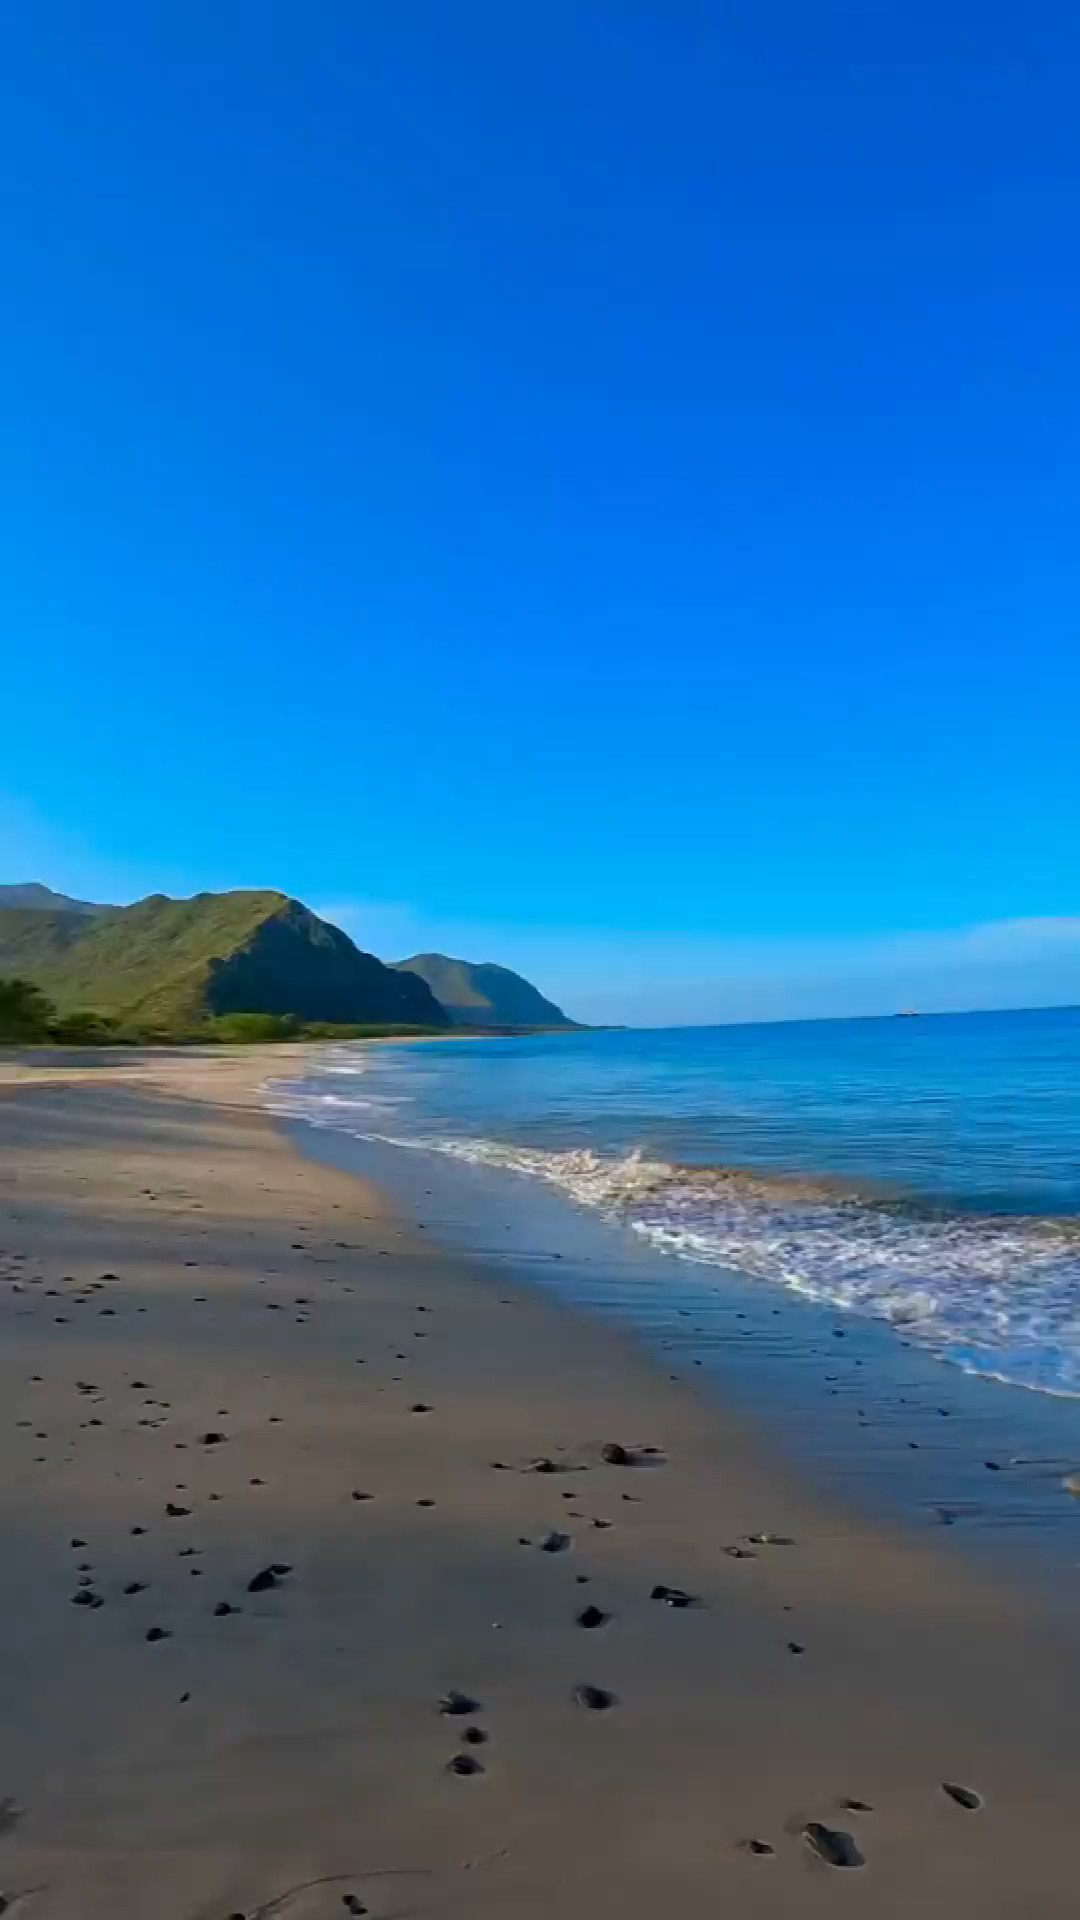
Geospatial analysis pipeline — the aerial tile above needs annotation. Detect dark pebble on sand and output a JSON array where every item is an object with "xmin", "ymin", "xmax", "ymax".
[
  {"xmin": 342, "ymin": 1899, "xmax": 368, "ymax": 1916},
  {"xmin": 787, "ymin": 1641, "xmax": 805, "ymax": 1654},
  {"xmin": 803, "ymin": 1823, "xmax": 863, "ymax": 1868},
  {"xmin": 601, "ymin": 1442, "xmax": 632, "ymax": 1466},
  {"xmin": 247, "ymin": 1563, "xmax": 292, "ymax": 1593},
  {"xmin": 941, "ymin": 1781, "xmax": 982, "ymax": 1810},
  {"xmin": 574, "ymin": 1683, "xmax": 616, "ymax": 1711},
  {"xmin": 531, "ymin": 1457, "xmax": 558, "ymax": 1473},
  {"xmin": 123, "ymin": 1581, "xmax": 147, "ymax": 1595},
  {"xmin": 539, "ymin": 1531, "xmax": 571, "ymax": 1553},
  {"xmin": 165, "ymin": 1503, "xmax": 190, "ymax": 1518},
  {"xmin": 739, "ymin": 1838, "xmax": 774, "ymax": 1857},
  {"xmin": 410, "ymin": 1404, "xmax": 432, "ymax": 1414},
  {"xmin": 214, "ymin": 1602, "xmax": 241, "ymax": 1616},
  {"xmin": 447, "ymin": 1753, "xmax": 483, "ymax": 1776},
  {"xmin": 145, "ymin": 1626, "xmax": 170, "ymax": 1642},
  {"xmin": 71, "ymin": 1590, "xmax": 102, "ymax": 1608},
  {"xmin": 577, "ymin": 1605, "xmax": 609, "ymax": 1628},
  {"xmin": 351, "ymin": 1491, "xmax": 372, "ymax": 1501},
  {"xmin": 462, "ymin": 1726, "xmax": 488, "ymax": 1745},
  {"xmin": 200, "ymin": 1433, "xmax": 227, "ymax": 1446},
  {"xmin": 439, "ymin": 1691, "xmax": 480, "ymax": 1717},
  {"xmin": 650, "ymin": 1584, "xmax": 696, "ymax": 1608}
]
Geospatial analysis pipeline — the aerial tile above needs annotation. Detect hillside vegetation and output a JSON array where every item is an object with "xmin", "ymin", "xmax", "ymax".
[
  {"xmin": 393, "ymin": 952, "xmax": 575, "ymax": 1027},
  {"xmin": 0, "ymin": 891, "xmax": 449, "ymax": 1032}
]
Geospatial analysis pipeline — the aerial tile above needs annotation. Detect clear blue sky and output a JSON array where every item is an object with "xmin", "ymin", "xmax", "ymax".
[{"xmin": 3, "ymin": 2, "xmax": 1078, "ymax": 1021}]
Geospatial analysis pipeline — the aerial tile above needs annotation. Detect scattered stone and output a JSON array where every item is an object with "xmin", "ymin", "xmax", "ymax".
[
  {"xmin": 71, "ymin": 1589, "xmax": 102, "ymax": 1609},
  {"xmin": 787, "ymin": 1641, "xmax": 805, "ymax": 1654},
  {"xmin": 650, "ymin": 1584, "xmax": 697, "ymax": 1608},
  {"xmin": 746, "ymin": 1532, "xmax": 796, "ymax": 1547},
  {"xmin": 410, "ymin": 1404, "xmax": 432, "ymax": 1414},
  {"xmin": 577, "ymin": 1605, "xmax": 608, "ymax": 1629},
  {"xmin": 145, "ymin": 1626, "xmax": 170, "ymax": 1642},
  {"xmin": 447, "ymin": 1753, "xmax": 483, "ymax": 1776},
  {"xmin": 738, "ymin": 1838, "xmax": 774, "ymax": 1856},
  {"xmin": 840, "ymin": 1798, "xmax": 874, "ymax": 1813},
  {"xmin": 200, "ymin": 1432, "xmax": 227, "ymax": 1446},
  {"xmin": 724, "ymin": 1544, "xmax": 756, "ymax": 1559},
  {"xmin": 539, "ymin": 1531, "xmax": 571, "ymax": 1553},
  {"xmin": 601, "ymin": 1442, "xmax": 632, "ymax": 1466},
  {"xmin": 351, "ymin": 1491, "xmax": 372, "ymax": 1502},
  {"xmin": 462, "ymin": 1726, "xmax": 488, "ymax": 1745},
  {"xmin": 247, "ymin": 1563, "xmax": 292, "ymax": 1593},
  {"xmin": 123, "ymin": 1581, "xmax": 147, "ymax": 1596},
  {"xmin": 165, "ymin": 1503, "xmax": 190, "ymax": 1518},
  {"xmin": 214, "ymin": 1602, "xmax": 241, "ymax": 1616},
  {"xmin": 803, "ymin": 1823, "xmax": 863, "ymax": 1868},
  {"xmin": 342, "ymin": 1899, "xmax": 368, "ymax": 1916},
  {"xmin": 574, "ymin": 1683, "xmax": 616, "ymax": 1711},
  {"xmin": 941, "ymin": 1781, "xmax": 982, "ymax": 1810},
  {"xmin": 439, "ymin": 1691, "xmax": 480, "ymax": 1717},
  {"xmin": 530, "ymin": 1457, "xmax": 558, "ymax": 1473}
]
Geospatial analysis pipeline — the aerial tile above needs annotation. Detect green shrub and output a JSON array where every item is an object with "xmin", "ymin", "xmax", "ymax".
[
  {"xmin": 208, "ymin": 1011, "xmax": 301, "ymax": 1043},
  {"xmin": 0, "ymin": 976, "xmax": 56, "ymax": 1041},
  {"xmin": 48, "ymin": 1009, "xmax": 120, "ymax": 1045}
]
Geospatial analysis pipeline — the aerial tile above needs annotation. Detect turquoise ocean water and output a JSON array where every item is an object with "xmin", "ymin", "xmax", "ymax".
[{"xmin": 272, "ymin": 1008, "xmax": 1080, "ymax": 1401}]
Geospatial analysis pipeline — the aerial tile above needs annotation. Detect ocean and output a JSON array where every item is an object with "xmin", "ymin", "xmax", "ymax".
[{"xmin": 270, "ymin": 1007, "xmax": 1080, "ymax": 1403}]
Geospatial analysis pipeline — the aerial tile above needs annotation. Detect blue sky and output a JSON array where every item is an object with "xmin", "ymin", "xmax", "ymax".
[{"xmin": 2, "ymin": 2, "xmax": 1078, "ymax": 1023}]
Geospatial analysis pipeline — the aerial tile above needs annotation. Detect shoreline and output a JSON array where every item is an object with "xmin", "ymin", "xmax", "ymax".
[{"xmin": 1, "ymin": 1049, "xmax": 1079, "ymax": 1915}]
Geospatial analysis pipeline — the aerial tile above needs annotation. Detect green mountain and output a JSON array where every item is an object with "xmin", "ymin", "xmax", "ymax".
[
  {"xmin": 0, "ymin": 890, "xmax": 449, "ymax": 1030},
  {"xmin": 0, "ymin": 882, "xmax": 101, "ymax": 914},
  {"xmin": 392, "ymin": 953, "xmax": 575, "ymax": 1028}
]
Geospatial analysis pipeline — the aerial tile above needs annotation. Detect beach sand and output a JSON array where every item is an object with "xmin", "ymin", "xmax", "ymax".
[{"xmin": 0, "ymin": 1047, "xmax": 1077, "ymax": 1918}]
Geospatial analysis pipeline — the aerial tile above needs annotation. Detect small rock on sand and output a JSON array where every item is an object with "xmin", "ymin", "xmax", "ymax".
[
  {"xmin": 803, "ymin": 1823, "xmax": 863, "ymax": 1868},
  {"xmin": 439, "ymin": 1690, "xmax": 480, "ymax": 1717},
  {"xmin": 574, "ymin": 1683, "xmax": 616, "ymax": 1711}
]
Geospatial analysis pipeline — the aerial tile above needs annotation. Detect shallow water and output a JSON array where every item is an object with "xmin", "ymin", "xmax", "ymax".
[{"xmin": 270, "ymin": 1010, "xmax": 1080, "ymax": 1399}]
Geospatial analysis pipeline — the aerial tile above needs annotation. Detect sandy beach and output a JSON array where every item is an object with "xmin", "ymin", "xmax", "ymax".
[{"xmin": 0, "ymin": 1048, "xmax": 1077, "ymax": 1918}]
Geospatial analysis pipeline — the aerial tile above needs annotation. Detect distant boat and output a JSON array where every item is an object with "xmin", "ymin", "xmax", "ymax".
[{"xmin": 896, "ymin": 1008, "xmax": 920, "ymax": 1017}]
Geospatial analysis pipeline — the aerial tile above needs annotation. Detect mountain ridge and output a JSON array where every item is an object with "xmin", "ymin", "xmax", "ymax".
[
  {"xmin": 0, "ymin": 882, "xmax": 101, "ymax": 914},
  {"xmin": 0, "ymin": 890, "xmax": 448, "ymax": 1030},
  {"xmin": 392, "ymin": 952, "xmax": 575, "ymax": 1028}
]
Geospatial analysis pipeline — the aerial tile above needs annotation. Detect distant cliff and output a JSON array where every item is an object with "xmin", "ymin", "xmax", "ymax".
[
  {"xmin": 0, "ymin": 890, "xmax": 450, "ymax": 1030},
  {"xmin": 392, "ymin": 953, "xmax": 576, "ymax": 1028}
]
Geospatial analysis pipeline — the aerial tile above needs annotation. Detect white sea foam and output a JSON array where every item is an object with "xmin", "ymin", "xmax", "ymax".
[{"xmin": 267, "ymin": 1075, "xmax": 1080, "ymax": 1399}]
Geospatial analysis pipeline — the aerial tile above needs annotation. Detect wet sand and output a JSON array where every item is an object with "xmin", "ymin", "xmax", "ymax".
[{"xmin": 0, "ymin": 1049, "xmax": 1078, "ymax": 1917}]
